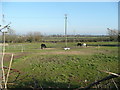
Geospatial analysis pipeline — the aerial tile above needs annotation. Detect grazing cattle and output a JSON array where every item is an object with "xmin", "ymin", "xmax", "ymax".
[
  {"xmin": 41, "ymin": 44, "xmax": 46, "ymax": 49},
  {"xmin": 64, "ymin": 48, "xmax": 70, "ymax": 50},
  {"xmin": 77, "ymin": 43, "xmax": 87, "ymax": 47},
  {"xmin": 77, "ymin": 43, "xmax": 82, "ymax": 46},
  {"xmin": 82, "ymin": 43, "xmax": 87, "ymax": 47}
]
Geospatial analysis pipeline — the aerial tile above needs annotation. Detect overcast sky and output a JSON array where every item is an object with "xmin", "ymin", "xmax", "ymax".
[{"xmin": 0, "ymin": 1, "xmax": 118, "ymax": 35}]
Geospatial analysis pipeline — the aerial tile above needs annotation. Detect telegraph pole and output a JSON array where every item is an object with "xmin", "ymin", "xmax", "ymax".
[{"xmin": 65, "ymin": 14, "xmax": 67, "ymax": 48}]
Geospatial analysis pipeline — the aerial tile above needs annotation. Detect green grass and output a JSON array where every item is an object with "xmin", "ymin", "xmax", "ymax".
[
  {"xmin": 3, "ymin": 42, "xmax": 119, "ymax": 88},
  {"xmin": 85, "ymin": 41, "xmax": 118, "ymax": 45},
  {"xmin": 5, "ymin": 41, "xmax": 118, "ymax": 52},
  {"xmin": 9, "ymin": 53, "xmax": 118, "ymax": 88},
  {"xmin": 42, "ymin": 36, "xmax": 110, "ymax": 41}
]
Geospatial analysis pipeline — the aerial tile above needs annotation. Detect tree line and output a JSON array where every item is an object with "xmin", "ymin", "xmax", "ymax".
[{"xmin": 0, "ymin": 29, "xmax": 119, "ymax": 43}]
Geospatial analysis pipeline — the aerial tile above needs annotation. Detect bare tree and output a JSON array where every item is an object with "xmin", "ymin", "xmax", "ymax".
[
  {"xmin": 5, "ymin": 28, "xmax": 16, "ymax": 43},
  {"xmin": 33, "ymin": 32, "xmax": 42, "ymax": 42},
  {"xmin": 26, "ymin": 31, "xmax": 42, "ymax": 42},
  {"xmin": 107, "ymin": 28, "xmax": 118, "ymax": 41}
]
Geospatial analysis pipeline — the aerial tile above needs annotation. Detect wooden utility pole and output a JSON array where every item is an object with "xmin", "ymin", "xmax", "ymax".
[{"xmin": 65, "ymin": 14, "xmax": 67, "ymax": 48}]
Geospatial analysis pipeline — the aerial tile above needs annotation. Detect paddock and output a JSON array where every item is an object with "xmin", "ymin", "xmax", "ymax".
[{"xmin": 1, "ymin": 41, "xmax": 118, "ymax": 89}]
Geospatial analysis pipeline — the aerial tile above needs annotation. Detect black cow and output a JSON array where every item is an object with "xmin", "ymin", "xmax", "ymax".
[
  {"xmin": 77, "ymin": 43, "xmax": 82, "ymax": 46},
  {"xmin": 41, "ymin": 44, "xmax": 46, "ymax": 49}
]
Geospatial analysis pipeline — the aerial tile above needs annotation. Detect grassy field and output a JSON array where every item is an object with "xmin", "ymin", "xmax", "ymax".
[
  {"xmin": 2, "ymin": 42, "xmax": 119, "ymax": 89},
  {"xmin": 42, "ymin": 36, "xmax": 110, "ymax": 42}
]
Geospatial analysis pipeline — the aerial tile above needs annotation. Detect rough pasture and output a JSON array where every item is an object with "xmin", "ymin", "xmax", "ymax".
[{"xmin": 3, "ymin": 42, "xmax": 119, "ymax": 89}]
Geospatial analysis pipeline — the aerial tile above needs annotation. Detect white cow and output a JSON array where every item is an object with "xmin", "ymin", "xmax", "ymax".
[
  {"xmin": 82, "ymin": 43, "xmax": 87, "ymax": 47},
  {"xmin": 64, "ymin": 48, "xmax": 70, "ymax": 50}
]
